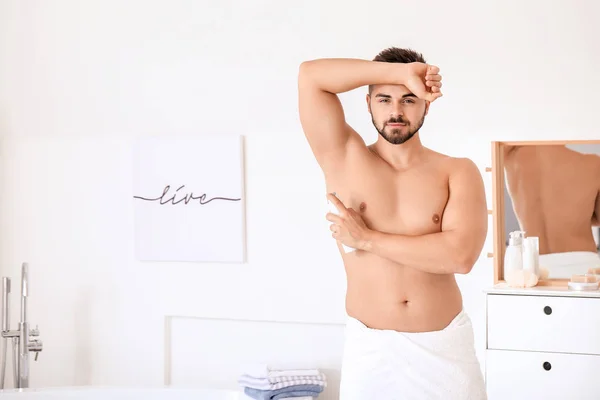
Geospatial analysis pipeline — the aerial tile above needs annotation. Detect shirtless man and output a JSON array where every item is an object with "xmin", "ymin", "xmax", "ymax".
[
  {"xmin": 298, "ymin": 48, "xmax": 488, "ymax": 399},
  {"xmin": 503, "ymin": 144, "xmax": 600, "ymax": 277}
]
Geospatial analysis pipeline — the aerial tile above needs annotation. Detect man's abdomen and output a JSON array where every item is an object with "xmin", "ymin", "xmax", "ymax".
[{"xmin": 344, "ymin": 255, "xmax": 463, "ymax": 333}]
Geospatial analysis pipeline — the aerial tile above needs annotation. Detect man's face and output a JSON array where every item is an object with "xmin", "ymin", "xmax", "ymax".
[{"xmin": 367, "ymin": 84, "xmax": 429, "ymax": 145}]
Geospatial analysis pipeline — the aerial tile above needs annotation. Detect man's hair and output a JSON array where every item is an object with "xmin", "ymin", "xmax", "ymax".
[{"xmin": 369, "ymin": 47, "xmax": 426, "ymax": 94}]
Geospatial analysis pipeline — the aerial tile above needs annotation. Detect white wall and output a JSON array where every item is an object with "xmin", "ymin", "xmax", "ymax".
[{"xmin": 1, "ymin": 0, "xmax": 599, "ymax": 396}]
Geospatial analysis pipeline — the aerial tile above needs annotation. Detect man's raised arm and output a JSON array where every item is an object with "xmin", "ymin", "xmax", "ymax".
[{"xmin": 297, "ymin": 59, "xmax": 441, "ymax": 174}]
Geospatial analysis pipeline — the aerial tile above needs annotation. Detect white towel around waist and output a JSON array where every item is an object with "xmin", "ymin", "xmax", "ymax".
[
  {"xmin": 539, "ymin": 251, "xmax": 600, "ymax": 279},
  {"xmin": 339, "ymin": 309, "xmax": 487, "ymax": 400}
]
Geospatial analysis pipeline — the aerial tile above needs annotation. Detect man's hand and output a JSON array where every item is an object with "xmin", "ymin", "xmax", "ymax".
[
  {"xmin": 403, "ymin": 63, "xmax": 443, "ymax": 102},
  {"xmin": 326, "ymin": 193, "xmax": 372, "ymax": 250}
]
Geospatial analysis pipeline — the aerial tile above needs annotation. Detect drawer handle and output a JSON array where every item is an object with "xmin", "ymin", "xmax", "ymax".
[
  {"xmin": 543, "ymin": 362, "xmax": 552, "ymax": 371},
  {"xmin": 543, "ymin": 306, "xmax": 552, "ymax": 315}
]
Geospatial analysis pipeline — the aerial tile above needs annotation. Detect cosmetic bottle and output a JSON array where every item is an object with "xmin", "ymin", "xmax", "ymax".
[
  {"xmin": 522, "ymin": 236, "xmax": 540, "ymax": 277},
  {"xmin": 504, "ymin": 231, "xmax": 525, "ymax": 280}
]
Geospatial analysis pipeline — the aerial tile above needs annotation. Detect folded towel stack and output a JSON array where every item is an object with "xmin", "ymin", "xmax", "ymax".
[{"xmin": 238, "ymin": 365, "xmax": 327, "ymax": 400}]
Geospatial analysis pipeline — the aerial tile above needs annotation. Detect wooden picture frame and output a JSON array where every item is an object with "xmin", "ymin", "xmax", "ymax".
[{"xmin": 489, "ymin": 139, "xmax": 600, "ymax": 286}]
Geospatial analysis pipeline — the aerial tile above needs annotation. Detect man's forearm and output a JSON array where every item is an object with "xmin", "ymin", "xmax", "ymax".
[
  {"xmin": 299, "ymin": 58, "xmax": 405, "ymax": 94},
  {"xmin": 362, "ymin": 230, "xmax": 479, "ymax": 275}
]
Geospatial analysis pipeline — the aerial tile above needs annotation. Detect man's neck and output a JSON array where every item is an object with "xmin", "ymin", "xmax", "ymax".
[{"xmin": 372, "ymin": 133, "xmax": 426, "ymax": 170}]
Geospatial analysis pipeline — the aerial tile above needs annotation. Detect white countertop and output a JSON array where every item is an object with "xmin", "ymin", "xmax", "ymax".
[{"xmin": 485, "ymin": 282, "xmax": 600, "ymax": 298}]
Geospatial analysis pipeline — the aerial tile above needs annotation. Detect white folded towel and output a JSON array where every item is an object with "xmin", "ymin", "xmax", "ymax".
[
  {"xmin": 242, "ymin": 364, "xmax": 322, "ymax": 379},
  {"xmin": 238, "ymin": 372, "xmax": 327, "ymax": 390},
  {"xmin": 267, "ymin": 369, "xmax": 321, "ymax": 378}
]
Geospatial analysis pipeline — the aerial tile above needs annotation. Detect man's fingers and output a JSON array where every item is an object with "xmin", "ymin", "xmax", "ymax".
[
  {"xmin": 330, "ymin": 223, "xmax": 341, "ymax": 238},
  {"xmin": 424, "ymin": 69, "xmax": 442, "ymax": 99},
  {"xmin": 424, "ymin": 91, "xmax": 443, "ymax": 102},
  {"xmin": 426, "ymin": 81, "xmax": 442, "ymax": 88},
  {"xmin": 327, "ymin": 193, "xmax": 346, "ymax": 212},
  {"xmin": 428, "ymin": 91, "xmax": 443, "ymax": 101},
  {"xmin": 424, "ymin": 64, "xmax": 442, "ymax": 102},
  {"xmin": 427, "ymin": 65, "xmax": 440, "ymax": 75},
  {"xmin": 326, "ymin": 212, "xmax": 343, "ymax": 224}
]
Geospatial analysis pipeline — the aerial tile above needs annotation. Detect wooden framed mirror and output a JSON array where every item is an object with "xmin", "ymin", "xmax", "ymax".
[{"xmin": 491, "ymin": 140, "xmax": 600, "ymax": 286}]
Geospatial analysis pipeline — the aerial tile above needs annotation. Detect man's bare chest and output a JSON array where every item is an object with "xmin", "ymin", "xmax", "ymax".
[{"xmin": 328, "ymin": 169, "xmax": 449, "ymax": 236}]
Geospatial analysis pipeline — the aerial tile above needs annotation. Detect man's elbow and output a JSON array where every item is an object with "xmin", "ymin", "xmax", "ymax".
[
  {"xmin": 453, "ymin": 251, "xmax": 479, "ymax": 274},
  {"xmin": 452, "ymin": 229, "xmax": 486, "ymax": 274},
  {"xmin": 298, "ymin": 61, "xmax": 316, "ymax": 82}
]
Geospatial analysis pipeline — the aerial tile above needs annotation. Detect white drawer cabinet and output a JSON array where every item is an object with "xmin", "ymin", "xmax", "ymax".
[
  {"xmin": 486, "ymin": 349, "xmax": 600, "ymax": 400},
  {"xmin": 487, "ymin": 293, "xmax": 600, "ymax": 354},
  {"xmin": 485, "ymin": 285, "xmax": 600, "ymax": 400}
]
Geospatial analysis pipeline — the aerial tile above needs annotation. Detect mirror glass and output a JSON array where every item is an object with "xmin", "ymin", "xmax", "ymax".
[{"xmin": 503, "ymin": 142, "xmax": 600, "ymax": 279}]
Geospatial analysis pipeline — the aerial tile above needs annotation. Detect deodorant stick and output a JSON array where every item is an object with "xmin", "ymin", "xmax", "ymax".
[{"xmin": 327, "ymin": 192, "xmax": 356, "ymax": 253}]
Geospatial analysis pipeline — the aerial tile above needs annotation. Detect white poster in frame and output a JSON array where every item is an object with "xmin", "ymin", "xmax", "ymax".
[{"xmin": 132, "ymin": 135, "xmax": 245, "ymax": 263}]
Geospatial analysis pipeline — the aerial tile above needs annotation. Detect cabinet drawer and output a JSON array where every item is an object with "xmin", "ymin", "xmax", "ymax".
[
  {"xmin": 487, "ymin": 294, "xmax": 600, "ymax": 354},
  {"xmin": 486, "ymin": 349, "xmax": 600, "ymax": 400}
]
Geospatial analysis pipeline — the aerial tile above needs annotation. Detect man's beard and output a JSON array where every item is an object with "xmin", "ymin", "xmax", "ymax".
[{"xmin": 372, "ymin": 113, "xmax": 425, "ymax": 145}]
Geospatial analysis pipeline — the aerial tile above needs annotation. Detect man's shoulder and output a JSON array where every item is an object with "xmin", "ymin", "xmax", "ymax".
[
  {"xmin": 432, "ymin": 153, "xmax": 479, "ymax": 173},
  {"xmin": 435, "ymin": 156, "xmax": 482, "ymax": 185}
]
